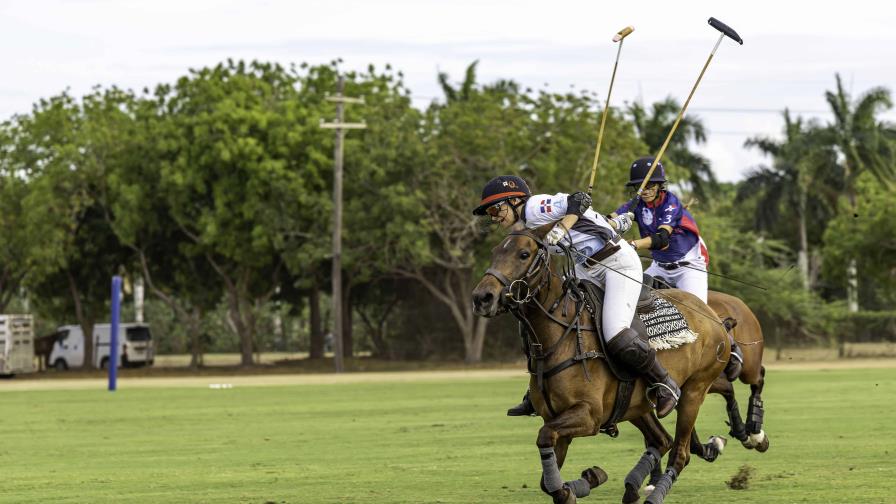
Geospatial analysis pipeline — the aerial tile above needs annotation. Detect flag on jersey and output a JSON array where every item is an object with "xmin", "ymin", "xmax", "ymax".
[{"xmin": 539, "ymin": 199, "xmax": 552, "ymax": 213}]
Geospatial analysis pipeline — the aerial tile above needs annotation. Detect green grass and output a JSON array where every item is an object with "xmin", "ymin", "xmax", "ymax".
[{"xmin": 2, "ymin": 368, "xmax": 895, "ymax": 503}]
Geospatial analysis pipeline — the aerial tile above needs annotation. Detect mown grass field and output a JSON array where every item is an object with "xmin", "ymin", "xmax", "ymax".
[{"xmin": 2, "ymin": 366, "xmax": 894, "ymax": 503}]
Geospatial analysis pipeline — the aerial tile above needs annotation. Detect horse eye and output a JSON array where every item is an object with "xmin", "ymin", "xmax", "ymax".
[{"xmin": 519, "ymin": 250, "xmax": 530, "ymax": 260}]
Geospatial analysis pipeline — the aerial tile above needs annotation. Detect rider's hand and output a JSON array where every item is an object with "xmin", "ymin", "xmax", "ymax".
[
  {"xmin": 546, "ymin": 224, "xmax": 567, "ymax": 246},
  {"xmin": 611, "ymin": 212, "xmax": 635, "ymax": 233},
  {"xmin": 566, "ymin": 192, "xmax": 592, "ymax": 217}
]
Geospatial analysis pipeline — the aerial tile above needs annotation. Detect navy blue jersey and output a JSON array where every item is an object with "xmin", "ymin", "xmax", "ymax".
[{"xmin": 615, "ymin": 191, "xmax": 705, "ymax": 263}]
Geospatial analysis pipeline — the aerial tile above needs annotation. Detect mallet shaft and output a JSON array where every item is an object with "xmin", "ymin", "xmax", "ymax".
[
  {"xmin": 587, "ymin": 40, "xmax": 624, "ymax": 195},
  {"xmin": 633, "ymin": 33, "xmax": 725, "ymax": 197}
]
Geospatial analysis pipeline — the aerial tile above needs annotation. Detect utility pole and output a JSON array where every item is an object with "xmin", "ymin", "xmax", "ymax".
[{"xmin": 320, "ymin": 75, "xmax": 365, "ymax": 373}]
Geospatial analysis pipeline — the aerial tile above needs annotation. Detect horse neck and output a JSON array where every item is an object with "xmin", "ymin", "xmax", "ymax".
[{"xmin": 525, "ymin": 268, "xmax": 581, "ymax": 350}]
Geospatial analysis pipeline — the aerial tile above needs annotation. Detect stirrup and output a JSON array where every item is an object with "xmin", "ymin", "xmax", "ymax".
[
  {"xmin": 646, "ymin": 382, "xmax": 681, "ymax": 405},
  {"xmin": 725, "ymin": 347, "xmax": 744, "ymax": 381}
]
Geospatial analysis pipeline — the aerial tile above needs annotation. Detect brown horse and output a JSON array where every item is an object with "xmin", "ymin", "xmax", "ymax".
[
  {"xmin": 706, "ymin": 291, "xmax": 769, "ymax": 451},
  {"xmin": 472, "ymin": 225, "xmax": 731, "ymax": 504}
]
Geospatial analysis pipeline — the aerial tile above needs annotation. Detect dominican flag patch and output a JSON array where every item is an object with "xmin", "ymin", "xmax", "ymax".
[{"xmin": 539, "ymin": 199, "xmax": 552, "ymax": 213}]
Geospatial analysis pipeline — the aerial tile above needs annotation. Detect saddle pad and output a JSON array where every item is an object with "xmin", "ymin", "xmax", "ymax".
[{"xmin": 639, "ymin": 297, "xmax": 698, "ymax": 350}]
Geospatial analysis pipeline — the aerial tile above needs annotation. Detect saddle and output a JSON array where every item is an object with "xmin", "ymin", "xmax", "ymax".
[{"xmin": 578, "ymin": 275, "xmax": 658, "ymax": 383}]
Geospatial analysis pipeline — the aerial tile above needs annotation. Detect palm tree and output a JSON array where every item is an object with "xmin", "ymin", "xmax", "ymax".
[
  {"xmin": 823, "ymin": 74, "xmax": 896, "ymax": 311},
  {"xmin": 742, "ymin": 110, "xmax": 839, "ymax": 290},
  {"xmin": 628, "ymin": 97, "xmax": 717, "ymax": 199}
]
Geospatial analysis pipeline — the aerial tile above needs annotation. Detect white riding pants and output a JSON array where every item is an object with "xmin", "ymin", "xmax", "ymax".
[
  {"xmin": 574, "ymin": 243, "xmax": 643, "ymax": 342},
  {"xmin": 645, "ymin": 241, "xmax": 709, "ymax": 303}
]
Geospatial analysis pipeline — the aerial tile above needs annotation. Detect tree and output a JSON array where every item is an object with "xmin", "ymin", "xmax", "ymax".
[
  {"xmin": 823, "ymin": 74, "xmax": 896, "ymax": 311},
  {"xmin": 628, "ymin": 97, "xmax": 717, "ymax": 199},
  {"xmin": 742, "ymin": 110, "xmax": 839, "ymax": 290},
  {"xmin": 154, "ymin": 60, "xmax": 315, "ymax": 365}
]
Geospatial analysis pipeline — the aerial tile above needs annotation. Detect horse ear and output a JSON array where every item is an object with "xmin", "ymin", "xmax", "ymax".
[{"xmin": 533, "ymin": 222, "xmax": 555, "ymax": 239}]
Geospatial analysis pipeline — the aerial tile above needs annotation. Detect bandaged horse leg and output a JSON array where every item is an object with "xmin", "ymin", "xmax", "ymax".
[
  {"xmin": 645, "ymin": 384, "xmax": 706, "ymax": 504},
  {"xmin": 708, "ymin": 375, "xmax": 748, "ymax": 443},
  {"xmin": 626, "ymin": 414, "xmax": 672, "ymax": 503},
  {"xmin": 688, "ymin": 429, "xmax": 727, "ymax": 462},
  {"xmin": 742, "ymin": 366, "xmax": 769, "ymax": 452},
  {"xmin": 536, "ymin": 402, "xmax": 600, "ymax": 503}
]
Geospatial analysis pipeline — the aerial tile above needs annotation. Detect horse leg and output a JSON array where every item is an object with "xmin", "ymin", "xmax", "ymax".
[
  {"xmin": 644, "ymin": 384, "xmax": 705, "ymax": 504},
  {"xmin": 709, "ymin": 374, "xmax": 751, "ymax": 446},
  {"xmin": 742, "ymin": 365, "xmax": 770, "ymax": 452},
  {"xmin": 625, "ymin": 414, "xmax": 672, "ymax": 504},
  {"xmin": 688, "ymin": 428, "xmax": 727, "ymax": 462},
  {"xmin": 537, "ymin": 402, "xmax": 600, "ymax": 504}
]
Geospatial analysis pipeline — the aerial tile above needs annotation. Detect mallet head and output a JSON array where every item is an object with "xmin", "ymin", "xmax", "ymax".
[
  {"xmin": 708, "ymin": 17, "xmax": 743, "ymax": 45},
  {"xmin": 613, "ymin": 26, "xmax": 634, "ymax": 42}
]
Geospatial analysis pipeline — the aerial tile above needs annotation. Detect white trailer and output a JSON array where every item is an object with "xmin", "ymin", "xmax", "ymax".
[{"xmin": 0, "ymin": 314, "xmax": 36, "ymax": 376}]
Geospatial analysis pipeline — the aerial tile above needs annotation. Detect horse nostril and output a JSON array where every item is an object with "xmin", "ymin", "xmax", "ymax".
[{"xmin": 474, "ymin": 291, "xmax": 494, "ymax": 308}]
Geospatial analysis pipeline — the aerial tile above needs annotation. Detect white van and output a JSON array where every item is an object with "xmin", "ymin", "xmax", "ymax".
[
  {"xmin": 48, "ymin": 323, "xmax": 155, "ymax": 370},
  {"xmin": 0, "ymin": 315, "xmax": 36, "ymax": 376}
]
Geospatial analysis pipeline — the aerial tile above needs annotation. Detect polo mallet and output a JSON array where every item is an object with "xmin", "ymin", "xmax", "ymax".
[
  {"xmin": 552, "ymin": 26, "xmax": 635, "ymax": 240},
  {"xmin": 587, "ymin": 25, "xmax": 634, "ymax": 196},
  {"xmin": 625, "ymin": 17, "xmax": 743, "ymax": 212}
]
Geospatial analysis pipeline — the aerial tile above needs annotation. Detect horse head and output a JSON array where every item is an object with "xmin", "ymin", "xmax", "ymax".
[{"xmin": 472, "ymin": 222, "xmax": 554, "ymax": 317}]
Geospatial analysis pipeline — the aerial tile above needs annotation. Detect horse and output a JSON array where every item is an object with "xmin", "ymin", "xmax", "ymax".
[
  {"xmin": 705, "ymin": 291, "xmax": 769, "ymax": 452},
  {"xmin": 472, "ymin": 224, "xmax": 732, "ymax": 504}
]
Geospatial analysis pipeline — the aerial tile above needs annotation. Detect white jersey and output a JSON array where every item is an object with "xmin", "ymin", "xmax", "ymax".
[{"xmin": 523, "ymin": 193, "xmax": 618, "ymax": 263}]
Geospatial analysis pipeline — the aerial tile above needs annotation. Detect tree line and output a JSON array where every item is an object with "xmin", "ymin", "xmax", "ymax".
[{"xmin": 1, "ymin": 60, "xmax": 893, "ymax": 367}]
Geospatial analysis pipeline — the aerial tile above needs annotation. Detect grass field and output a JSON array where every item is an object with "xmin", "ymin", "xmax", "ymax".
[{"xmin": 2, "ymin": 366, "xmax": 895, "ymax": 503}]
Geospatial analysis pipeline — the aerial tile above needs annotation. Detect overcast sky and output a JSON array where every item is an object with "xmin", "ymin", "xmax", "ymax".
[{"xmin": 2, "ymin": 0, "xmax": 895, "ymax": 181}]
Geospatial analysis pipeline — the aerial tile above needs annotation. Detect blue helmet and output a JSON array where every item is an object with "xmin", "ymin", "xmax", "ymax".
[{"xmin": 472, "ymin": 175, "xmax": 532, "ymax": 215}]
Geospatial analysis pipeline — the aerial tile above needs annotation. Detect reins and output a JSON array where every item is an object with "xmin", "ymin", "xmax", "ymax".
[{"xmin": 488, "ymin": 230, "xmax": 604, "ymax": 419}]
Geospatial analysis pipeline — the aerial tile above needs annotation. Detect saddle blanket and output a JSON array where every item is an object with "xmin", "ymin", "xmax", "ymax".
[{"xmin": 639, "ymin": 297, "xmax": 698, "ymax": 351}]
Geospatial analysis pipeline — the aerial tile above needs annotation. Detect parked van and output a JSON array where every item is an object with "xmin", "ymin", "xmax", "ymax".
[
  {"xmin": 0, "ymin": 315, "xmax": 36, "ymax": 376},
  {"xmin": 48, "ymin": 323, "xmax": 155, "ymax": 370}
]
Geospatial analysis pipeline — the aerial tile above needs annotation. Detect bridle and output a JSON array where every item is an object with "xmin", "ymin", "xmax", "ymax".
[
  {"xmin": 484, "ymin": 229, "xmax": 551, "ymax": 308},
  {"xmin": 482, "ymin": 229, "xmax": 604, "ymax": 420}
]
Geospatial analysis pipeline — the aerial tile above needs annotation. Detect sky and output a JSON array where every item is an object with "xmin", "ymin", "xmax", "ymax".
[{"xmin": 2, "ymin": 0, "xmax": 895, "ymax": 182}]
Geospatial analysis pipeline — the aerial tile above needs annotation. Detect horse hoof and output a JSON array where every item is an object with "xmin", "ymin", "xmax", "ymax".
[
  {"xmin": 622, "ymin": 484, "xmax": 641, "ymax": 504},
  {"xmin": 755, "ymin": 432, "xmax": 770, "ymax": 453},
  {"xmin": 581, "ymin": 466, "xmax": 608, "ymax": 488},
  {"xmin": 551, "ymin": 487, "xmax": 576, "ymax": 504}
]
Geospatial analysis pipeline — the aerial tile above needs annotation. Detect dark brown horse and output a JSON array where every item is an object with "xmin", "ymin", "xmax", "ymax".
[
  {"xmin": 706, "ymin": 291, "xmax": 769, "ymax": 451},
  {"xmin": 472, "ymin": 225, "xmax": 732, "ymax": 504}
]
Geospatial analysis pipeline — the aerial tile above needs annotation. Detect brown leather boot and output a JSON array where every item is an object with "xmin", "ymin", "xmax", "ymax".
[
  {"xmin": 606, "ymin": 328, "xmax": 681, "ymax": 418},
  {"xmin": 507, "ymin": 390, "xmax": 536, "ymax": 416}
]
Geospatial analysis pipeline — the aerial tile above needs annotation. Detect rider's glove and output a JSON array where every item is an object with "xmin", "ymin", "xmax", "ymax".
[
  {"xmin": 611, "ymin": 212, "xmax": 635, "ymax": 233},
  {"xmin": 566, "ymin": 192, "xmax": 592, "ymax": 217},
  {"xmin": 545, "ymin": 224, "xmax": 567, "ymax": 246}
]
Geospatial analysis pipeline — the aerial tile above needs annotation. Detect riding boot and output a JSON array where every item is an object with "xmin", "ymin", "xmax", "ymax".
[
  {"xmin": 606, "ymin": 328, "xmax": 681, "ymax": 418},
  {"xmin": 725, "ymin": 335, "xmax": 744, "ymax": 382},
  {"xmin": 507, "ymin": 390, "xmax": 536, "ymax": 416}
]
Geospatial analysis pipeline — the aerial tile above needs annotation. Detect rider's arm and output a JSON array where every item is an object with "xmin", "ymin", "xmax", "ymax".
[{"xmin": 630, "ymin": 225, "xmax": 673, "ymax": 250}]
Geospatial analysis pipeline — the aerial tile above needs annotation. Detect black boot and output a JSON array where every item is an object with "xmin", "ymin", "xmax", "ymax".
[
  {"xmin": 507, "ymin": 390, "xmax": 536, "ymax": 416},
  {"xmin": 606, "ymin": 328, "xmax": 681, "ymax": 418},
  {"xmin": 725, "ymin": 335, "xmax": 744, "ymax": 381}
]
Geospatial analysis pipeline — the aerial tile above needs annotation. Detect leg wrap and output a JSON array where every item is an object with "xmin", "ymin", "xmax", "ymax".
[
  {"xmin": 726, "ymin": 399, "xmax": 748, "ymax": 441},
  {"xmin": 648, "ymin": 462, "xmax": 663, "ymax": 485},
  {"xmin": 746, "ymin": 395, "xmax": 765, "ymax": 434},
  {"xmin": 625, "ymin": 447, "xmax": 661, "ymax": 490},
  {"xmin": 540, "ymin": 447, "xmax": 563, "ymax": 493},
  {"xmin": 644, "ymin": 467, "xmax": 678, "ymax": 504},
  {"xmin": 566, "ymin": 478, "xmax": 591, "ymax": 498}
]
